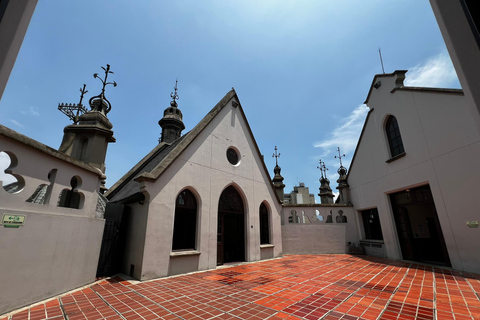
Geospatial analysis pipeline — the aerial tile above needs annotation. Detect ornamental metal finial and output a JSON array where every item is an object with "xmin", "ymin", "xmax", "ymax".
[
  {"xmin": 317, "ymin": 159, "xmax": 325, "ymax": 179},
  {"xmin": 93, "ymin": 64, "xmax": 117, "ymax": 99},
  {"xmin": 317, "ymin": 159, "xmax": 329, "ymax": 180},
  {"xmin": 90, "ymin": 64, "xmax": 117, "ymax": 114},
  {"xmin": 335, "ymin": 147, "xmax": 345, "ymax": 167},
  {"xmin": 170, "ymin": 79, "xmax": 179, "ymax": 107},
  {"xmin": 272, "ymin": 146, "xmax": 281, "ymax": 166},
  {"xmin": 58, "ymin": 84, "xmax": 88, "ymax": 124},
  {"xmin": 78, "ymin": 84, "xmax": 88, "ymax": 106}
]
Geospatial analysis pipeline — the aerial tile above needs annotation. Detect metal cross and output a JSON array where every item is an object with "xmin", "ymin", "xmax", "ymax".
[
  {"xmin": 317, "ymin": 159, "xmax": 325, "ymax": 179},
  {"xmin": 93, "ymin": 64, "xmax": 117, "ymax": 100},
  {"xmin": 335, "ymin": 147, "xmax": 345, "ymax": 167},
  {"xmin": 321, "ymin": 161, "xmax": 329, "ymax": 180},
  {"xmin": 272, "ymin": 146, "xmax": 281, "ymax": 166},
  {"xmin": 170, "ymin": 79, "xmax": 179, "ymax": 104}
]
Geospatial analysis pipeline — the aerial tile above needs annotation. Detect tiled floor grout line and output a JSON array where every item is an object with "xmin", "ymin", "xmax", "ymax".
[
  {"xmin": 89, "ymin": 288, "xmax": 127, "ymax": 320},
  {"xmin": 113, "ymin": 277, "xmax": 256, "ymax": 319},
  {"xmin": 123, "ymin": 285, "xmax": 186, "ymax": 319},
  {"xmin": 58, "ymin": 298, "xmax": 68, "ymax": 320},
  {"xmin": 432, "ymin": 265, "xmax": 438, "ymax": 320},
  {"xmin": 373, "ymin": 263, "xmax": 413, "ymax": 320},
  {"xmin": 315, "ymin": 260, "xmax": 397, "ymax": 320},
  {"xmin": 5, "ymin": 256, "xmax": 480, "ymax": 320}
]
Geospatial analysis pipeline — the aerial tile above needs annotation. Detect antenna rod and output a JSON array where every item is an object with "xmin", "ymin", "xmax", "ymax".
[{"xmin": 379, "ymin": 48, "xmax": 385, "ymax": 74}]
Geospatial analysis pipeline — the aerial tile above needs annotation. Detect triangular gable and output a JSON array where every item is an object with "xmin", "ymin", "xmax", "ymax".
[{"xmin": 106, "ymin": 89, "xmax": 282, "ymax": 204}]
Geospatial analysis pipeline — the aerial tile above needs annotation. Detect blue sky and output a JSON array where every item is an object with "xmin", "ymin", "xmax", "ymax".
[{"xmin": 0, "ymin": 1, "xmax": 460, "ymax": 201}]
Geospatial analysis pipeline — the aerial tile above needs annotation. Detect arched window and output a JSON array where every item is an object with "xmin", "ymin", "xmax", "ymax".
[
  {"xmin": 58, "ymin": 176, "xmax": 83, "ymax": 209},
  {"xmin": 259, "ymin": 203, "xmax": 270, "ymax": 244},
  {"xmin": 172, "ymin": 189, "xmax": 197, "ymax": 251},
  {"xmin": 386, "ymin": 116, "xmax": 405, "ymax": 157}
]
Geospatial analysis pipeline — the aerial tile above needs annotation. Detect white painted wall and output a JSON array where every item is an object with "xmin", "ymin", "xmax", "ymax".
[
  {"xmin": 0, "ymin": 131, "xmax": 105, "ymax": 315},
  {"xmin": 123, "ymin": 98, "xmax": 283, "ymax": 280},
  {"xmin": 348, "ymin": 72, "xmax": 480, "ymax": 273},
  {"xmin": 282, "ymin": 205, "xmax": 359, "ymax": 246},
  {"xmin": 282, "ymin": 224, "xmax": 346, "ymax": 254}
]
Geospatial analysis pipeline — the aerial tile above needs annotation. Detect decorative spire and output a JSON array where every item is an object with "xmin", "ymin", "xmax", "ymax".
[
  {"xmin": 89, "ymin": 64, "xmax": 117, "ymax": 114},
  {"xmin": 335, "ymin": 147, "xmax": 345, "ymax": 167},
  {"xmin": 317, "ymin": 159, "xmax": 324, "ymax": 179},
  {"xmin": 335, "ymin": 147, "xmax": 348, "ymax": 176},
  {"xmin": 271, "ymin": 145, "xmax": 285, "ymax": 203},
  {"xmin": 159, "ymin": 79, "xmax": 185, "ymax": 143},
  {"xmin": 273, "ymin": 146, "xmax": 281, "ymax": 166},
  {"xmin": 170, "ymin": 78, "xmax": 179, "ymax": 107},
  {"xmin": 272, "ymin": 146, "xmax": 282, "ymax": 176},
  {"xmin": 58, "ymin": 84, "xmax": 89, "ymax": 124},
  {"xmin": 318, "ymin": 159, "xmax": 334, "ymax": 204},
  {"xmin": 335, "ymin": 147, "xmax": 350, "ymax": 204},
  {"xmin": 317, "ymin": 159, "xmax": 329, "ymax": 181}
]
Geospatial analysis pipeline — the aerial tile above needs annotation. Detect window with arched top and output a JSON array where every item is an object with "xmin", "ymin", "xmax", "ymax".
[
  {"xmin": 259, "ymin": 203, "xmax": 270, "ymax": 244},
  {"xmin": 58, "ymin": 176, "xmax": 83, "ymax": 209},
  {"xmin": 172, "ymin": 189, "xmax": 197, "ymax": 251},
  {"xmin": 386, "ymin": 116, "xmax": 405, "ymax": 158}
]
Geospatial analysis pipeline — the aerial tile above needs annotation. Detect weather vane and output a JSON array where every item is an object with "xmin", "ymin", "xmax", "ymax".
[
  {"xmin": 58, "ymin": 84, "xmax": 89, "ymax": 124},
  {"xmin": 170, "ymin": 79, "xmax": 179, "ymax": 106},
  {"xmin": 272, "ymin": 146, "xmax": 281, "ymax": 166},
  {"xmin": 89, "ymin": 64, "xmax": 117, "ymax": 114},
  {"xmin": 335, "ymin": 147, "xmax": 345, "ymax": 167}
]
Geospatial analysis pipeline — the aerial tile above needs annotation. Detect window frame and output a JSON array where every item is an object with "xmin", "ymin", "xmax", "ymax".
[
  {"xmin": 361, "ymin": 208, "xmax": 384, "ymax": 241},
  {"xmin": 385, "ymin": 115, "xmax": 405, "ymax": 159},
  {"xmin": 259, "ymin": 202, "xmax": 270, "ymax": 245},
  {"xmin": 172, "ymin": 189, "xmax": 198, "ymax": 251}
]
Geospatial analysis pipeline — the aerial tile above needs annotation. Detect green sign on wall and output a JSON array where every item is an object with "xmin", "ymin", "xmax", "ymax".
[{"xmin": 2, "ymin": 214, "xmax": 26, "ymax": 228}]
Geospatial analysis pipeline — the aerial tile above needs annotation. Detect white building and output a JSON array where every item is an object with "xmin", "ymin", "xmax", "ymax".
[
  {"xmin": 348, "ymin": 70, "xmax": 480, "ymax": 273},
  {"xmin": 105, "ymin": 89, "xmax": 283, "ymax": 279}
]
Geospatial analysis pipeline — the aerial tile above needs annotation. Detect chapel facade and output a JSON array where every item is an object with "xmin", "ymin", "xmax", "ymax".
[{"xmin": 104, "ymin": 88, "xmax": 283, "ymax": 280}]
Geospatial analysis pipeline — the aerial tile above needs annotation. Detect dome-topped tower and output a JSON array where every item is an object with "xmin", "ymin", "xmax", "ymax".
[
  {"xmin": 335, "ymin": 147, "xmax": 350, "ymax": 204},
  {"xmin": 58, "ymin": 64, "xmax": 117, "ymax": 193},
  {"xmin": 317, "ymin": 159, "xmax": 334, "ymax": 204},
  {"xmin": 159, "ymin": 79, "xmax": 185, "ymax": 143},
  {"xmin": 271, "ymin": 146, "xmax": 286, "ymax": 202}
]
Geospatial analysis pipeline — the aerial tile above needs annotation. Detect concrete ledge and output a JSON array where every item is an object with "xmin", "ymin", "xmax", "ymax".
[
  {"xmin": 260, "ymin": 244, "xmax": 275, "ymax": 249},
  {"xmin": 170, "ymin": 250, "xmax": 201, "ymax": 257}
]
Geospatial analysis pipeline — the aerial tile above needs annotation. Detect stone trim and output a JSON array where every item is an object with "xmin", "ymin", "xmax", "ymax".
[{"xmin": 170, "ymin": 250, "xmax": 201, "ymax": 257}]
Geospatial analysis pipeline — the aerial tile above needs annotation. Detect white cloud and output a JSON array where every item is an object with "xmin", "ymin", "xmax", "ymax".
[
  {"xmin": 0, "ymin": 152, "xmax": 16, "ymax": 186},
  {"xmin": 9, "ymin": 119, "xmax": 24, "ymax": 128},
  {"xmin": 20, "ymin": 106, "xmax": 40, "ymax": 116},
  {"xmin": 405, "ymin": 52, "xmax": 459, "ymax": 88},
  {"xmin": 313, "ymin": 104, "xmax": 369, "ymax": 159}
]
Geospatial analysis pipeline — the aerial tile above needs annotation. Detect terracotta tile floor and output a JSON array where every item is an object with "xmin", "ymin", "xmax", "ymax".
[{"xmin": 2, "ymin": 255, "xmax": 480, "ymax": 320}]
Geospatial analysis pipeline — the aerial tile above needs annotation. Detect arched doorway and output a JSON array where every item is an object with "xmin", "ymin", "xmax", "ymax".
[{"xmin": 217, "ymin": 186, "xmax": 245, "ymax": 265}]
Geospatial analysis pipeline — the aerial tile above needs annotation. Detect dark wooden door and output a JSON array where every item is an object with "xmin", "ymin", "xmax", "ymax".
[
  {"xmin": 392, "ymin": 206, "xmax": 415, "ymax": 261},
  {"xmin": 217, "ymin": 213, "xmax": 224, "ymax": 265},
  {"xmin": 217, "ymin": 186, "xmax": 245, "ymax": 266},
  {"xmin": 96, "ymin": 203, "xmax": 126, "ymax": 277}
]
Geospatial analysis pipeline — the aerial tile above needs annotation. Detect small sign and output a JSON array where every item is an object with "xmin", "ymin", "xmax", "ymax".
[
  {"xmin": 466, "ymin": 221, "xmax": 479, "ymax": 228},
  {"xmin": 2, "ymin": 214, "xmax": 26, "ymax": 228}
]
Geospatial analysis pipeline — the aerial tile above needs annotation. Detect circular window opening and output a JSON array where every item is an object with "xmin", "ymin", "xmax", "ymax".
[{"xmin": 226, "ymin": 148, "xmax": 240, "ymax": 165}]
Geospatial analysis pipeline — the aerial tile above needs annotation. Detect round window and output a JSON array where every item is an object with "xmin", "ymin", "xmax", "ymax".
[{"xmin": 226, "ymin": 148, "xmax": 239, "ymax": 165}]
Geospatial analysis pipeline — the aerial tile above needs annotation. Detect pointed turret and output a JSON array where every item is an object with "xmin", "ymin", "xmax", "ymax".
[
  {"xmin": 317, "ymin": 159, "xmax": 334, "ymax": 204},
  {"xmin": 335, "ymin": 147, "xmax": 350, "ymax": 204},
  {"xmin": 271, "ymin": 146, "xmax": 285, "ymax": 202},
  {"xmin": 159, "ymin": 79, "xmax": 185, "ymax": 143},
  {"xmin": 58, "ymin": 64, "xmax": 117, "ymax": 193}
]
